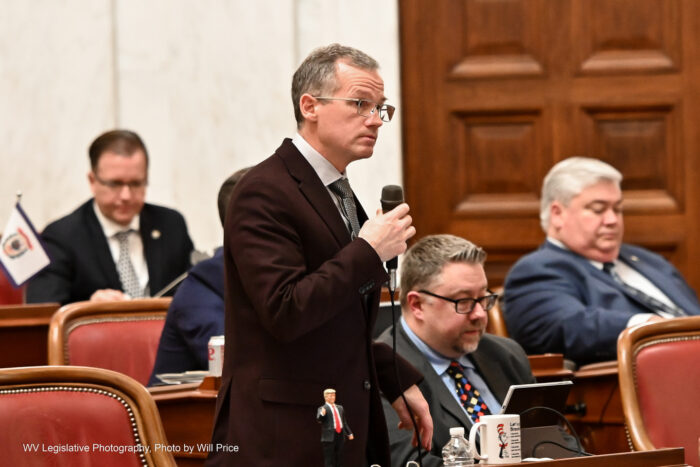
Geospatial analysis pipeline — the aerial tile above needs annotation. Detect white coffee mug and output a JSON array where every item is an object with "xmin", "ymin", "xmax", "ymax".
[{"xmin": 468, "ymin": 414, "xmax": 521, "ymax": 464}]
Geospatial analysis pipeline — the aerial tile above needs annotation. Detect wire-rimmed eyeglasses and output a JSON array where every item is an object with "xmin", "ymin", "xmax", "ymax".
[
  {"xmin": 313, "ymin": 97, "xmax": 396, "ymax": 122},
  {"xmin": 417, "ymin": 289, "xmax": 499, "ymax": 314},
  {"xmin": 93, "ymin": 173, "xmax": 148, "ymax": 192}
]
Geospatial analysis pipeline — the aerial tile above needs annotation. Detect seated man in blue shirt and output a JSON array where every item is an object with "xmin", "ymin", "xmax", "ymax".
[
  {"xmin": 377, "ymin": 234, "xmax": 536, "ymax": 466},
  {"xmin": 504, "ymin": 157, "xmax": 700, "ymax": 365},
  {"xmin": 148, "ymin": 168, "xmax": 249, "ymax": 385}
]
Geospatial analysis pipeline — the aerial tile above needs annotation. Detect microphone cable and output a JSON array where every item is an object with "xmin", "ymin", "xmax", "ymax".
[
  {"xmin": 388, "ymin": 286, "xmax": 425, "ymax": 466},
  {"xmin": 518, "ymin": 405, "xmax": 593, "ymax": 458}
]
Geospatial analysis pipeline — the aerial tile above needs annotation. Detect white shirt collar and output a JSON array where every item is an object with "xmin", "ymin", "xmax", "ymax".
[
  {"xmin": 546, "ymin": 236, "xmax": 606, "ymax": 270},
  {"xmin": 291, "ymin": 133, "xmax": 345, "ymax": 186},
  {"xmin": 92, "ymin": 200, "xmax": 140, "ymax": 238}
]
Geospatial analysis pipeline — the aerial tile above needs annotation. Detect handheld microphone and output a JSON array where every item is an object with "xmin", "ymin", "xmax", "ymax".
[{"xmin": 380, "ymin": 185, "xmax": 404, "ymax": 293}]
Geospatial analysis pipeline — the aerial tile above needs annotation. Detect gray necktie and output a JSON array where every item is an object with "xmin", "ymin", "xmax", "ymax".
[
  {"xmin": 115, "ymin": 230, "xmax": 142, "ymax": 298},
  {"xmin": 328, "ymin": 178, "xmax": 361, "ymax": 239},
  {"xmin": 603, "ymin": 262, "xmax": 685, "ymax": 317}
]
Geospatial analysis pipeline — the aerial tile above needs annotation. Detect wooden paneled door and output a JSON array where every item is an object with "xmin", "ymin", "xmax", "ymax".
[{"xmin": 400, "ymin": 0, "xmax": 700, "ymax": 288}]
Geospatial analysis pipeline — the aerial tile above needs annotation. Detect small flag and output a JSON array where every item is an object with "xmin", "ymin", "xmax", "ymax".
[{"xmin": 0, "ymin": 203, "xmax": 50, "ymax": 287}]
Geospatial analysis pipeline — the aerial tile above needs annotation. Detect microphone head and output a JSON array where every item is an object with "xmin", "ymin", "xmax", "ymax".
[{"xmin": 381, "ymin": 185, "xmax": 404, "ymax": 213}]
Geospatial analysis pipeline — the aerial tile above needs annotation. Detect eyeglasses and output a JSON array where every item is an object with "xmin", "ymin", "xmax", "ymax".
[
  {"xmin": 93, "ymin": 173, "xmax": 147, "ymax": 192},
  {"xmin": 417, "ymin": 289, "xmax": 499, "ymax": 314},
  {"xmin": 313, "ymin": 97, "xmax": 396, "ymax": 122}
]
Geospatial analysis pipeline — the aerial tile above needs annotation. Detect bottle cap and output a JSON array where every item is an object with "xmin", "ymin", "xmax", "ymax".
[{"xmin": 449, "ymin": 427, "xmax": 465, "ymax": 437}]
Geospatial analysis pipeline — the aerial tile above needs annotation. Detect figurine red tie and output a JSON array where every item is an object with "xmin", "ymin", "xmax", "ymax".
[{"xmin": 316, "ymin": 389, "xmax": 354, "ymax": 467}]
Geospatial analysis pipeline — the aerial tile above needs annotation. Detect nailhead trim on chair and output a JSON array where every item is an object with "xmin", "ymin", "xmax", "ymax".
[
  {"xmin": 64, "ymin": 316, "xmax": 164, "ymax": 364},
  {"xmin": 632, "ymin": 335, "xmax": 700, "ymax": 384},
  {"xmin": 0, "ymin": 385, "xmax": 148, "ymax": 466}
]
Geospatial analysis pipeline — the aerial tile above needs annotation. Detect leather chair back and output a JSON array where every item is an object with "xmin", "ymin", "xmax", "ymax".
[
  {"xmin": 0, "ymin": 365, "xmax": 175, "ymax": 466},
  {"xmin": 618, "ymin": 316, "xmax": 700, "ymax": 467},
  {"xmin": 486, "ymin": 287, "xmax": 509, "ymax": 337},
  {"xmin": 48, "ymin": 298, "xmax": 170, "ymax": 386}
]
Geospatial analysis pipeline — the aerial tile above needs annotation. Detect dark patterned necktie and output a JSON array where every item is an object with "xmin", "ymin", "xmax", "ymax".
[
  {"xmin": 328, "ymin": 178, "xmax": 361, "ymax": 239},
  {"xmin": 115, "ymin": 230, "xmax": 142, "ymax": 298},
  {"xmin": 446, "ymin": 360, "xmax": 491, "ymax": 423},
  {"xmin": 603, "ymin": 262, "xmax": 685, "ymax": 317}
]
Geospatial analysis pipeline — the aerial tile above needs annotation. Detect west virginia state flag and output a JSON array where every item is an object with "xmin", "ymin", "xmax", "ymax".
[{"xmin": 0, "ymin": 203, "xmax": 50, "ymax": 287}]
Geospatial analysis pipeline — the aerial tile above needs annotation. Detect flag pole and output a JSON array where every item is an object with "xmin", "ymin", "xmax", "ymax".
[{"xmin": 16, "ymin": 191, "xmax": 22, "ymax": 204}]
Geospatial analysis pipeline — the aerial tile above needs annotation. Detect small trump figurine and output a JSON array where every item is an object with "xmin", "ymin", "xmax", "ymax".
[{"xmin": 317, "ymin": 388, "xmax": 353, "ymax": 467}]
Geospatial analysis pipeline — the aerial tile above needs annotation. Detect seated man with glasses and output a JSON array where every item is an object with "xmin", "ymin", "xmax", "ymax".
[
  {"xmin": 27, "ymin": 129, "xmax": 194, "ymax": 304},
  {"xmin": 377, "ymin": 234, "xmax": 536, "ymax": 466}
]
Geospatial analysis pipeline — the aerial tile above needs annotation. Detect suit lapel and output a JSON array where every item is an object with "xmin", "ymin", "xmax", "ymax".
[
  {"xmin": 619, "ymin": 246, "xmax": 690, "ymax": 312},
  {"xmin": 277, "ymin": 139, "xmax": 355, "ymax": 247},
  {"xmin": 85, "ymin": 202, "xmax": 121, "ymax": 288},
  {"xmin": 395, "ymin": 325, "xmax": 473, "ymax": 429},
  {"xmin": 471, "ymin": 345, "xmax": 511, "ymax": 403},
  {"xmin": 140, "ymin": 206, "xmax": 161, "ymax": 292}
]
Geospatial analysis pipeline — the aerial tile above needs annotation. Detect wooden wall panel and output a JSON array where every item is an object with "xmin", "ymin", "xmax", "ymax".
[
  {"xmin": 450, "ymin": 111, "xmax": 544, "ymax": 216},
  {"xmin": 449, "ymin": 0, "xmax": 545, "ymax": 79},
  {"xmin": 573, "ymin": 0, "xmax": 681, "ymax": 75},
  {"xmin": 400, "ymin": 0, "xmax": 700, "ymax": 288}
]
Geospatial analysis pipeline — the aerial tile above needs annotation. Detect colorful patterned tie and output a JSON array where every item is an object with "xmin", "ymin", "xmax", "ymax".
[
  {"xmin": 446, "ymin": 360, "xmax": 492, "ymax": 423},
  {"xmin": 115, "ymin": 230, "xmax": 142, "ymax": 298},
  {"xmin": 328, "ymin": 178, "xmax": 361, "ymax": 239},
  {"xmin": 603, "ymin": 262, "xmax": 685, "ymax": 317},
  {"xmin": 330, "ymin": 404, "xmax": 342, "ymax": 433}
]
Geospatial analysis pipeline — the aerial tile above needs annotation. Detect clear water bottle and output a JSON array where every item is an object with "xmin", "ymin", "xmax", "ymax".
[{"xmin": 442, "ymin": 427, "xmax": 474, "ymax": 466}]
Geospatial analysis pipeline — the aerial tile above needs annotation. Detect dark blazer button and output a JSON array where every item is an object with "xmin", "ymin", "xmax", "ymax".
[{"xmin": 363, "ymin": 380, "xmax": 371, "ymax": 391}]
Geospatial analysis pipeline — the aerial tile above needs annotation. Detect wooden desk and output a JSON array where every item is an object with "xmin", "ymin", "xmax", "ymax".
[
  {"xmin": 520, "ymin": 448, "xmax": 686, "ymax": 466},
  {"xmin": 0, "ymin": 303, "xmax": 59, "ymax": 368},
  {"xmin": 150, "ymin": 377, "xmax": 218, "ymax": 467},
  {"xmin": 150, "ymin": 376, "xmax": 685, "ymax": 466},
  {"xmin": 523, "ymin": 356, "xmax": 628, "ymax": 455},
  {"xmin": 565, "ymin": 360, "xmax": 628, "ymax": 455}
]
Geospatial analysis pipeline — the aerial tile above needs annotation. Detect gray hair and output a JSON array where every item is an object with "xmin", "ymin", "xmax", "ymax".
[
  {"xmin": 291, "ymin": 43, "xmax": 379, "ymax": 127},
  {"xmin": 400, "ymin": 234, "xmax": 486, "ymax": 307},
  {"xmin": 540, "ymin": 157, "xmax": 622, "ymax": 231}
]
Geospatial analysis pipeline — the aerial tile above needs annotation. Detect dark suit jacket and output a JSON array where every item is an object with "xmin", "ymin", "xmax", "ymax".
[
  {"xmin": 503, "ymin": 241, "xmax": 700, "ymax": 364},
  {"xmin": 26, "ymin": 199, "xmax": 193, "ymax": 305},
  {"xmin": 317, "ymin": 403, "xmax": 353, "ymax": 441},
  {"xmin": 148, "ymin": 248, "xmax": 224, "ymax": 386},
  {"xmin": 207, "ymin": 139, "xmax": 422, "ymax": 467},
  {"xmin": 377, "ymin": 323, "xmax": 535, "ymax": 467}
]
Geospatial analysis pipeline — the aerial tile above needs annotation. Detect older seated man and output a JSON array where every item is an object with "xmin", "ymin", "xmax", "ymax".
[
  {"xmin": 378, "ymin": 234, "xmax": 537, "ymax": 466},
  {"xmin": 504, "ymin": 157, "xmax": 700, "ymax": 365}
]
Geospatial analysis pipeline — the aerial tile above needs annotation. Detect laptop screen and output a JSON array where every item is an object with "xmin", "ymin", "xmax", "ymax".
[{"xmin": 500, "ymin": 380, "xmax": 573, "ymax": 427}]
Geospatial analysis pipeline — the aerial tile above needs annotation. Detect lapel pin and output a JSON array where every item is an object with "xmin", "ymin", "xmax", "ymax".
[
  {"xmin": 630, "ymin": 255, "xmax": 639, "ymax": 262},
  {"xmin": 151, "ymin": 229, "xmax": 161, "ymax": 240}
]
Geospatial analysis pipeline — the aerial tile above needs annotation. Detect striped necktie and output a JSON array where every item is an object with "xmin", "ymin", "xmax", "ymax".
[
  {"xmin": 115, "ymin": 230, "xmax": 143, "ymax": 298},
  {"xmin": 603, "ymin": 262, "xmax": 685, "ymax": 317},
  {"xmin": 328, "ymin": 178, "xmax": 361, "ymax": 239}
]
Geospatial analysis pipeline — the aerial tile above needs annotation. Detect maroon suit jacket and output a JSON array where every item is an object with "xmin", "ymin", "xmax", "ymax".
[{"xmin": 207, "ymin": 139, "xmax": 421, "ymax": 466}]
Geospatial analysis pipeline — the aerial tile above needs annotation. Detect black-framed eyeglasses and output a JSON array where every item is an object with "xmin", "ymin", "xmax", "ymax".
[
  {"xmin": 313, "ymin": 97, "xmax": 396, "ymax": 122},
  {"xmin": 93, "ymin": 173, "xmax": 148, "ymax": 192},
  {"xmin": 417, "ymin": 289, "xmax": 499, "ymax": 314}
]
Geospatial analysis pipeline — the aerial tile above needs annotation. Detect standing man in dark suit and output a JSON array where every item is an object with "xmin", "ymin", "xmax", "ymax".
[
  {"xmin": 207, "ymin": 44, "xmax": 432, "ymax": 467},
  {"xmin": 26, "ymin": 129, "xmax": 193, "ymax": 305},
  {"xmin": 378, "ymin": 234, "xmax": 535, "ymax": 466},
  {"xmin": 317, "ymin": 389, "xmax": 354, "ymax": 467},
  {"xmin": 504, "ymin": 157, "xmax": 700, "ymax": 364}
]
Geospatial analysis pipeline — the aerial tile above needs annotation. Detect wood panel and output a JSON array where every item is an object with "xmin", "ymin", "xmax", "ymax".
[
  {"xmin": 400, "ymin": 0, "xmax": 700, "ymax": 288},
  {"xmin": 0, "ymin": 303, "xmax": 59, "ymax": 368}
]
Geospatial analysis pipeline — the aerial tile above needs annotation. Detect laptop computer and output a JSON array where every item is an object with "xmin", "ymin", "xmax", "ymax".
[{"xmin": 499, "ymin": 380, "xmax": 579, "ymax": 458}]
